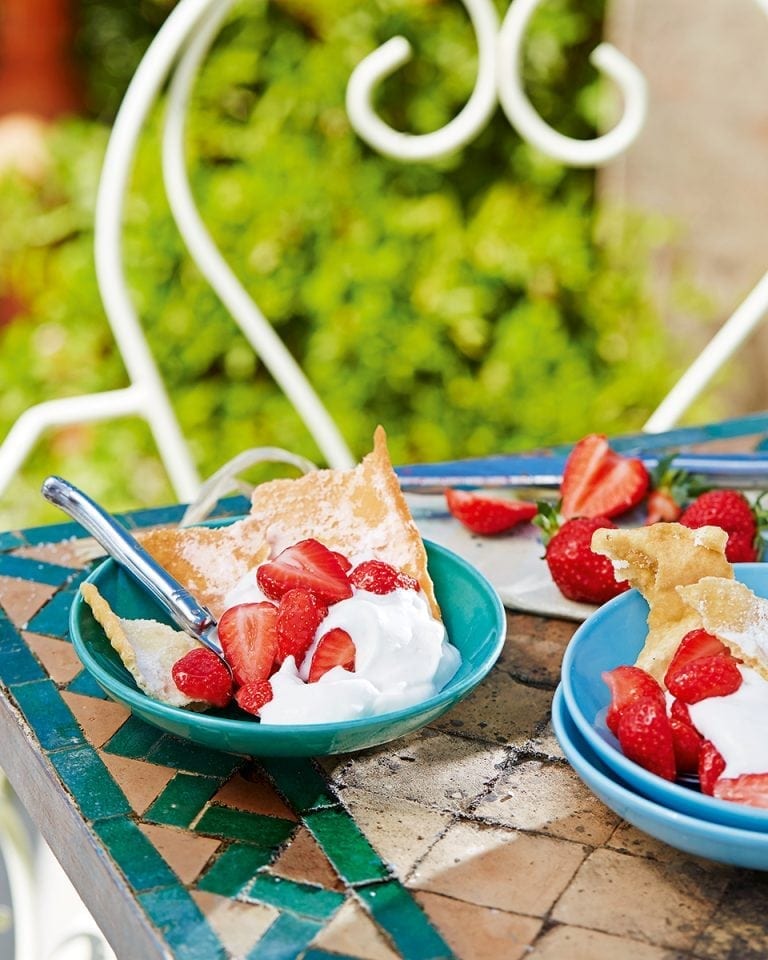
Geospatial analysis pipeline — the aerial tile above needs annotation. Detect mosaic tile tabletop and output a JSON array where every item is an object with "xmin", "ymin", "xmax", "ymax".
[{"xmin": 2, "ymin": 501, "xmax": 768, "ymax": 959}]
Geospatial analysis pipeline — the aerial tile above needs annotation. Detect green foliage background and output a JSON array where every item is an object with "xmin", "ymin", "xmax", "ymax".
[{"xmin": 0, "ymin": 0, "xmax": 684, "ymax": 528}]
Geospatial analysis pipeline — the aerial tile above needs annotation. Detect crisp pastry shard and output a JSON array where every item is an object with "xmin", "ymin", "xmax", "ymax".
[
  {"xmin": 591, "ymin": 523, "xmax": 733, "ymax": 680},
  {"xmin": 81, "ymin": 582, "xmax": 202, "ymax": 706},
  {"xmin": 138, "ymin": 520, "xmax": 269, "ymax": 620},
  {"xmin": 678, "ymin": 577, "xmax": 768, "ymax": 682},
  {"xmin": 248, "ymin": 425, "xmax": 440, "ymax": 618}
]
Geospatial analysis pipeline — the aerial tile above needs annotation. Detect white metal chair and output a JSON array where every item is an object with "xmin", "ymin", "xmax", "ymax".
[{"xmin": 3, "ymin": 0, "xmax": 766, "ymax": 505}]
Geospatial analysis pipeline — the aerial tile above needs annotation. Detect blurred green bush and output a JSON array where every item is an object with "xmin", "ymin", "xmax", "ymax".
[{"xmin": 0, "ymin": 0, "xmax": 682, "ymax": 528}]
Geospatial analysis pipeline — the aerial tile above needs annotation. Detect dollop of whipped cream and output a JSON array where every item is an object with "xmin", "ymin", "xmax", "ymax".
[
  {"xmin": 688, "ymin": 665, "xmax": 768, "ymax": 779},
  {"xmin": 223, "ymin": 571, "xmax": 461, "ymax": 725}
]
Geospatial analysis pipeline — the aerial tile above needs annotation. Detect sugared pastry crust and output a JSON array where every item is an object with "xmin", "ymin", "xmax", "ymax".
[
  {"xmin": 248, "ymin": 425, "xmax": 440, "ymax": 618},
  {"xmin": 591, "ymin": 523, "xmax": 733, "ymax": 680},
  {"xmin": 138, "ymin": 520, "xmax": 268, "ymax": 620},
  {"xmin": 81, "ymin": 582, "xmax": 201, "ymax": 707},
  {"xmin": 678, "ymin": 577, "xmax": 768, "ymax": 683}
]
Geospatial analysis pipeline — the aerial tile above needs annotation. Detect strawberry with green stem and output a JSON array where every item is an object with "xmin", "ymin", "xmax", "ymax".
[{"xmin": 535, "ymin": 503, "xmax": 629, "ymax": 605}]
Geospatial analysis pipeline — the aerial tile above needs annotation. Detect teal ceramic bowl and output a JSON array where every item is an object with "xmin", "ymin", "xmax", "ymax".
[
  {"xmin": 560, "ymin": 563, "xmax": 768, "ymax": 831},
  {"xmin": 553, "ymin": 686, "xmax": 768, "ymax": 869},
  {"xmin": 70, "ymin": 539, "xmax": 506, "ymax": 756}
]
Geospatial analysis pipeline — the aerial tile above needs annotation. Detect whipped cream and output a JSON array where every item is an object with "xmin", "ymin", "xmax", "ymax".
[
  {"xmin": 687, "ymin": 665, "xmax": 768, "ymax": 779},
  {"xmin": 223, "ymin": 573, "xmax": 461, "ymax": 724}
]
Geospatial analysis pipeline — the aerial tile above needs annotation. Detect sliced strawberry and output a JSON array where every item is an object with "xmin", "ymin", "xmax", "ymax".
[
  {"xmin": 445, "ymin": 489, "xmax": 537, "ymax": 535},
  {"xmin": 645, "ymin": 488, "xmax": 682, "ymax": 525},
  {"xmin": 308, "ymin": 627, "xmax": 355, "ymax": 683},
  {"xmin": 699, "ymin": 740, "xmax": 726, "ymax": 795},
  {"xmin": 616, "ymin": 696, "xmax": 676, "ymax": 781},
  {"xmin": 235, "ymin": 679, "xmax": 274, "ymax": 716},
  {"xmin": 218, "ymin": 602, "xmax": 278, "ymax": 686},
  {"xmin": 171, "ymin": 647, "xmax": 232, "ymax": 708},
  {"xmin": 665, "ymin": 653, "xmax": 742, "ymax": 705},
  {"xmin": 349, "ymin": 559, "xmax": 420, "ymax": 595},
  {"xmin": 561, "ymin": 434, "xmax": 650, "ymax": 520},
  {"xmin": 602, "ymin": 665, "xmax": 666, "ymax": 736},
  {"xmin": 276, "ymin": 588, "xmax": 327, "ymax": 666},
  {"xmin": 670, "ymin": 718, "xmax": 702, "ymax": 774},
  {"xmin": 331, "ymin": 550, "xmax": 352, "ymax": 573},
  {"xmin": 256, "ymin": 539, "xmax": 352, "ymax": 605},
  {"xmin": 664, "ymin": 629, "xmax": 729, "ymax": 688},
  {"xmin": 713, "ymin": 773, "xmax": 768, "ymax": 808},
  {"xmin": 669, "ymin": 698, "xmax": 694, "ymax": 728}
]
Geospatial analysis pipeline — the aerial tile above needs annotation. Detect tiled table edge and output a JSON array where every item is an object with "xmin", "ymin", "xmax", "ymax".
[{"xmin": 0, "ymin": 500, "xmax": 457, "ymax": 960}]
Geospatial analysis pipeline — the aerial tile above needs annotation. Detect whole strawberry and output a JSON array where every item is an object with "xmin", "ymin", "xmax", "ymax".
[
  {"xmin": 679, "ymin": 489, "xmax": 757, "ymax": 562},
  {"xmin": 537, "ymin": 507, "xmax": 630, "ymax": 604}
]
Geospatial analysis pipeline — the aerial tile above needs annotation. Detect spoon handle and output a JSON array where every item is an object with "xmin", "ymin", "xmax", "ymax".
[{"xmin": 41, "ymin": 476, "xmax": 222, "ymax": 654}]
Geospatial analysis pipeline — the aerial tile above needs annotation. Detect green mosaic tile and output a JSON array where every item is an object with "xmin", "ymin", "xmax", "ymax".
[
  {"xmin": 245, "ymin": 874, "xmax": 345, "ymax": 921},
  {"xmin": 303, "ymin": 808, "xmax": 390, "ymax": 886},
  {"xmin": 22, "ymin": 520, "xmax": 87, "ymax": 545},
  {"xmin": 12, "ymin": 680, "xmax": 82, "ymax": 750},
  {"xmin": 302, "ymin": 951, "xmax": 362, "ymax": 960},
  {"xmin": 120, "ymin": 504, "xmax": 187, "ymax": 528},
  {"xmin": 26, "ymin": 570, "xmax": 91, "ymax": 636},
  {"xmin": 147, "ymin": 735, "xmax": 243, "ymax": 778},
  {"xmin": 94, "ymin": 817, "xmax": 178, "ymax": 890},
  {"xmin": 260, "ymin": 758, "xmax": 338, "ymax": 813},
  {"xmin": 0, "ymin": 531, "xmax": 25, "ymax": 551},
  {"xmin": 0, "ymin": 619, "xmax": 46, "ymax": 684},
  {"xmin": 197, "ymin": 844, "xmax": 275, "ymax": 897},
  {"xmin": 66, "ymin": 669, "xmax": 109, "ymax": 698},
  {"xmin": 104, "ymin": 715, "xmax": 166, "ymax": 758},
  {"xmin": 207, "ymin": 495, "xmax": 250, "ymax": 519},
  {"xmin": 50, "ymin": 745, "xmax": 132, "ymax": 821},
  {"xmin": 357, "ymin": 881, "xmax": 454, "ymax": 960},
  {"xmin": 244, "ymin": 912, "xmax": 323, "ymax": 960},
  {"xmin": 145, "ymin": 773, "xmax": 222, "ymax": 828},
  {"xmin": 195, "ymin": 806, "xmax": 295, "ymax": 848},
  {"xmin": 0, "ymin": 553, "xmax": 78, "ymax": 586},
  {"xmin": 138, "ymin": 885, "xmax": 226, "ymax": 960}
]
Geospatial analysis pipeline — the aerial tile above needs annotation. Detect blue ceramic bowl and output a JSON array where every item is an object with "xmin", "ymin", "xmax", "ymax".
[
  {"xmin": 552, "ymin": 687, "xmax": 768, "ymax": 869},
  {"xmin": 560, "ymin": 563, "xmax": 768, "ymax": 831},
  {"xmin": 70, "ymin": 539, "xmax": 506, "ymax": 756}
]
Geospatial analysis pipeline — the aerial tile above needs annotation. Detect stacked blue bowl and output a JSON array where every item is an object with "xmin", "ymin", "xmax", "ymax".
[{"xmin": 554, "ymin": 563, "xmax": 768, "ymax": 869}]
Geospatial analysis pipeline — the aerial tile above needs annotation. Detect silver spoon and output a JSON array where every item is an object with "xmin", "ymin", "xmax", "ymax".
[{"xmin": 41, "ymin": 476, "xmax": 227, "ymax": 664}]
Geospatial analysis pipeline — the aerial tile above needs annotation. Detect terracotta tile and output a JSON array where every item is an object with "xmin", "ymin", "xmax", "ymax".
[
  {"xmin": 608, "ymin": 822, "xmax": 736, "ymax": 873},
  {"xmin": 408, "ymin": 820, "xmax": 586, "ymax": 916},
  {"xmin": 551, "ymin": 848, "xmax": 729, "ymax": 949},
  {"xmin": 192, "ymin": 890, "xmax": 278, "ymax": 958},
  {"xmin": 213, "ymin": 765, "xmax": 298, "ymax": 821},
  {"xmin": 310, "ymin": 897, "xmax": 399, "ymax": 960},
  {"xmin": 473, "ymin": 759, "xmax": 620, "ymax": 845},
  {"xmin": 529, "ymin": 924, "xmax": 674, "ymax": 959},
  {"xmin": 61, "ymin": 690, "xmax": 131, "ymax": 747},
  {"xmin": 694, "ymin": 872, "xmax": 768, "ymax": 959},
  {"xmin": 430, "ymin": 672, "xmax": 552, "ymax": 748},
  {"xmin": 0, "ymin": 576, "xmax": 56, "ymax": 626},
  {"xmin": 12, "ymin": 542, "xmax": 90, "ymax": 567},
  {"xmin": 100, "ymin": 753, "xmax": 176, "ymax": 815},
  {"xmin": 269, "ymin": 825, "xmax": 343, "ymax": 890},
  {"xmin": 498, "ymin": 613, "xmax": 575, "ymax": 687},
  {"xmin": 414, "ymin": 890, "xmax": 542, "ymax": 960},
  {"xmin": 336, "ymin": 730, "xmax": 507, "ymax": 814},
  {"xmin": 25, "ymin": 632, "xmax": 82, "ymax": 683},
  {"xmin": 140, "ymin": 822, "xmax": 221, "ymax": 884},
  {"xmin": 341, "ymin": 787, "xmax": 452, "ymax": 877}
]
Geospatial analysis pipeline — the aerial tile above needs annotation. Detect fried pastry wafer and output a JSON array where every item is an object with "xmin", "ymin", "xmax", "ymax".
[
  {"xmin": 248, "ymin": 425, "xmax": 439, "ymax": 618},
  {"xmin": 81, "ymin": 582, "xmax": 202, "ymax": 707},
  {"xmin": 591, "ymin": 523, "xmax": 732, "ymax": 680},
  {"xmin": 678, "ymin": 577, "xmax": 768, "ymax": 682}
]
